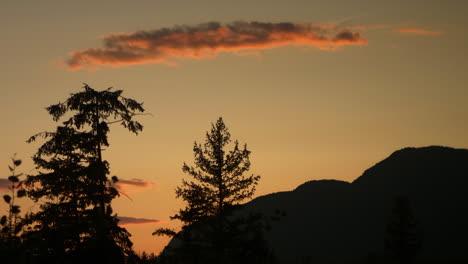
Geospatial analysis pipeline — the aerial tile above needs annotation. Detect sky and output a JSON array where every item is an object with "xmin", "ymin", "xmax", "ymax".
[{"xmin": 1, "ymin": 0, "xmax": 468, "ymax": 254}]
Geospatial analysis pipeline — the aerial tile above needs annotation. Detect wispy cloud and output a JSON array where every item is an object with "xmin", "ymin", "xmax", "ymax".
[
  {"xmin": 0, "ymin": 179, "xmax": 9, "ymax": 191},
  {"xmin": 66, "ymin": 21, "xmax": 368, "ymax": 70},
  {"xmin": 394, "ymin": 27, "xmax": 445, "ymax": 36},
  {"xmin": 118, "ymin": 216, "xmax": 160, "ymax": 226},
  {"xmin": 114, "ymin": 178, "xmax": 154, "ymax": 195}
]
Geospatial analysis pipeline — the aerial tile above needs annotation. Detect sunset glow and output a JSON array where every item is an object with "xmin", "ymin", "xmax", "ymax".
[
  {"xmin": 394, "ymin": 27, "xmax": 445, "ymax": 36},
  {"xmin": 1, "ymin": 0, "xmax": 467, "ymax": 259}
]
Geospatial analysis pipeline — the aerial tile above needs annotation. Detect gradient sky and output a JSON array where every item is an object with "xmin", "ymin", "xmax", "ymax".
[{"xmin": 1, "ymin": 0, "xmax": 468, "ymax": 254}]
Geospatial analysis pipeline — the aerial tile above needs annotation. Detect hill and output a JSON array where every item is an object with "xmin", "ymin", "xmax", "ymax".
[
  {"xmin": 163, "ymin": 146, "xmax": 468, "ymax": 263},
  {"xmin": 242, "ymin": 146, "xmax": 468, "ymax": 263}
]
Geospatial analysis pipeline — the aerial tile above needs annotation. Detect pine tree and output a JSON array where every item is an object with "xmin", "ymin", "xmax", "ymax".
[
  {"xmin": 24, "ymin": 84, "xmax": 145, "ymax": 263},
  {"xmin": 385, "ymin": 196, "xmax": 422, "ymax": 264},
  {"xmin": 154, "ymin": 117, "xmax": 262, "ymax": 263}
]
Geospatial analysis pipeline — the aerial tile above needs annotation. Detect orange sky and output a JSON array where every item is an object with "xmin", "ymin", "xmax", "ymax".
[{"xmin": 1, "ymin": 0, "xmax": 468, "ymax": 255}]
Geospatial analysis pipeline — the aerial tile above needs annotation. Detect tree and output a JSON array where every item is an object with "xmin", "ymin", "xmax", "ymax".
[
  {"xmin": 136, "ymin": 251, "xmax": 159, "ymax": 264},
  {"xmin": 24, "ymin": 84, "xmax": 145, "ymax": 263},
  {"xmin": 154, "ymin": 117, "xmax": 263, "ymax": 263},
  {"xmin": 0, "ymin": 155, "xmax": 26, "ymax": 262},
  {"xmin": 385, "ymin": 196, "xmax": 422, "ymax": 264}
]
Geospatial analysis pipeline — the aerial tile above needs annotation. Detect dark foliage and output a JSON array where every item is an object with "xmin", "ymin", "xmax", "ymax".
[
  {"xmin": 0, "ymin": 156, "xmax": 25, "ymax": 263},
  {"xmin": 22, "ymin": 84, "xmax": 145, "ymax": 263},
  {"xmin": 175, "ymin": 117, "xmax": 260, "ymax": 225},
  {"xmin": 155, "ymin": 118, "xmax": 275, "ymax": 263},
  {"xmin": 385, "ymin": 196, "xmax": 422, "ymax": 264},
  {"xmin": 136, "ymin": 251, "xmax": 159, "ymax": 264}
]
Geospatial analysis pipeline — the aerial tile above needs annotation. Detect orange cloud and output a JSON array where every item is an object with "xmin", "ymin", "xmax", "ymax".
[
  {"xmin": 66, "ymin": 21, "xmax": 368, "ymax": 70},
  {"xmin": 394, "ymin": 27, "xmax": 445, "ymax": 36},
  {"xmin": 114, "ymin": 178, "xmax": 154, "ymax": 195},
  {"xmin": 118, "ymin": 216, "xmax": 160, "ymax": 226}
]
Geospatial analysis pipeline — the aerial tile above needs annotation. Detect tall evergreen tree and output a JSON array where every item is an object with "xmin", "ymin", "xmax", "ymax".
[
  {"xmin": 385, "ymin": 196, "xmax": 422, "ymax": 264},
  {"xmin": 24, "ymin": 84, "xmax": 145, "ymax": 263},
  {"xmin": 155, "ymin": 117, "xmax": 263, "ymax": 263}
]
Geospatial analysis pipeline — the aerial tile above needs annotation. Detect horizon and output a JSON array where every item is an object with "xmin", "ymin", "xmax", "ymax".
[{"xmin": 1, "ymin": 0, "xmax": 468, "ymax": 257}]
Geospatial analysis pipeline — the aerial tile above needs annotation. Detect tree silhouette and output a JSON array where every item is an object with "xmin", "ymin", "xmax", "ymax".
[
  {"xmin": 385, "ymin": 196, "xmax": 422, "ymax": 264},
  {"xmin": 154, "ymin": 117, "xmax": 262, "ymax": 263},
  {"xmin": 0, "ymin": 156, "xmax": 25, "ymax": 262},
  {"xmin": 24, "ymin": 84, "xmax": 144, "ymax": 263},
  {"xmin": 137, "ymin": 251, "xmax": 159, "ymax": 264}
]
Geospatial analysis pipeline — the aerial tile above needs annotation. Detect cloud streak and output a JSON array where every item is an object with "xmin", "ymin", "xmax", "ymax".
[
  {"xmin": 395, "ymin": 27, "xmax": 445, "ymax": 36},
  {"xmin": 0, "ymin": 179, "xmax": 9, "ymax": 191},
  {"xmin": 66, "ymin": 21, "xmax": 368, "ymax": 70},
  {"xmin": 118, "ymin": 216, "xmax": 160, "ymax": 226},
  {"xmin": 114, "ymin": 178, "xmax": 154, "ymax": 195}
]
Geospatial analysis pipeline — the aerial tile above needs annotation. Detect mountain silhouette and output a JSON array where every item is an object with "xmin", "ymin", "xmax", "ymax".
[
  {"xmin": 163, "ymin": 146, "xmax": 468, "ymax": 263},
  {"xmin": 243, "ymin": 146, "xmax": 468, "ymax": 263}
]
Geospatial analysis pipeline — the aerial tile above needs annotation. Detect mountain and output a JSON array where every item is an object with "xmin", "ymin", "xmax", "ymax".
[
  {"xmin": 162, "ymin": 146, "xmax": 468, "ymax": 263},
  {"xmin": 241, "ymin": 146, "xmax": 468, "ymax": 263}
]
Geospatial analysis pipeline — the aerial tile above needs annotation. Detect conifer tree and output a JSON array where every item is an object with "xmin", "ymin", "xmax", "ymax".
[
  {"xmin": 385, "ymin": 196, "xmax": 422, "ymax": 264},
  {"xmin": 155, "ymin": 117, "xmax": 262, "ymax": 263},
  {"xmin": 24, "ymin": 84, "xmax": 145, "ymax": 263}
]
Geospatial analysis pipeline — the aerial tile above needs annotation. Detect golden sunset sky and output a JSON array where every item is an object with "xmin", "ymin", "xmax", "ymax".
[{"xmin": 1, "ymin": 0, "xmax": 467, "ymax": 254}]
